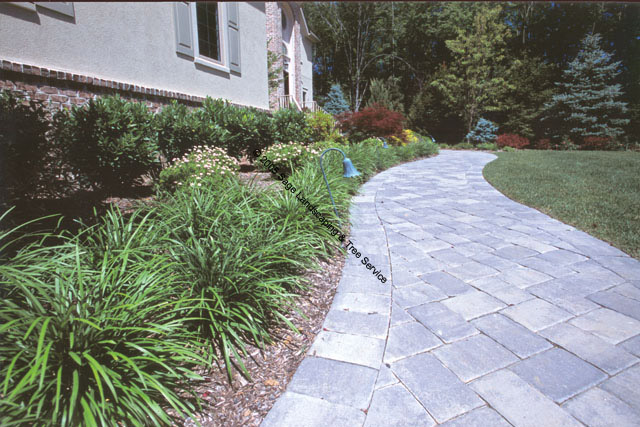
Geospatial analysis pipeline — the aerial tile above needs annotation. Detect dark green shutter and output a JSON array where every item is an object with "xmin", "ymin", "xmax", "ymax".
[
  {"xmin": 226, "ymin": 2, "xmax": 241, "ymax": 74},
  {"xmin": 174, "ymin": 2, "xmax": 194, "ymax": 57}
]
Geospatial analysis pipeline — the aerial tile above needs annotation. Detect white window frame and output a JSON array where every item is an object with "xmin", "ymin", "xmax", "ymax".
[{"xmin": 191, "ymin": 2, "xmax": 229, "ymax": 74}]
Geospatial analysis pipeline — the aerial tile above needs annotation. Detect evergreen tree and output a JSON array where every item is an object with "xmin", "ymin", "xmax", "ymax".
[
  {"xmin": 323, "ymin": 84, "xmax": 351, "ymax": 115},
  {"xmin": 366, "ymin": 77, "xmax": 405, "ymax": 114},
  {"xmin": 466, "ymin": 118, "xmax": 498, "ymax": 144},
  {"xmin": 543, "ymin": 33, "xmax": 629, "ymax": 143}
]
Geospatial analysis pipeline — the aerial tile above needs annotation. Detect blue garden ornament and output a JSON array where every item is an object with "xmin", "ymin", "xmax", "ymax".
[
  {"xmin": 381, "ymin": 138, "xmax": 389, "ymax": 149},
  {"xmin": 319, "ymin": 148, "xmax": 361, "ymax": 225}
]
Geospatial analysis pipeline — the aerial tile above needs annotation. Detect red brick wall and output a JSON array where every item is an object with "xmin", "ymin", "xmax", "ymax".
[{"xmin": 0, "ymin": 59, "xmax": 267, "ymax": 115}]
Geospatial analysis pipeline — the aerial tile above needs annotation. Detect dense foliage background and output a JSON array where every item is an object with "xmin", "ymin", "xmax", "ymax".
[{"xmin": 305, "ymin": 2, "xmax": 639, "ymax": 146}]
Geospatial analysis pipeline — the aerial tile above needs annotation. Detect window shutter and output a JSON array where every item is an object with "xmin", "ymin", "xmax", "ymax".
[
  {"xmin": 173, "ymin": 2, "xmax": 194, "ymax": 57},
  {"xmin": 226, "ymin": 2, "xmax": 241, "ymax": 74}
]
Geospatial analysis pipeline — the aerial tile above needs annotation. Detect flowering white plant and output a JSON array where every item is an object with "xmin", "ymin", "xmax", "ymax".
[
  {"xmin": 158, "ymin": 145, "xmax": 239, "ymax": 190},
  {"xmin": 258, "ymin": 141, "xmax": 319, "ymax": 171}
]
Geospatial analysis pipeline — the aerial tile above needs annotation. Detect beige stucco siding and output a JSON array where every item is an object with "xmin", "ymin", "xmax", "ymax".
[{"xmin": 0, "ymin": 2, "xmax": 269, "ymax": 109}]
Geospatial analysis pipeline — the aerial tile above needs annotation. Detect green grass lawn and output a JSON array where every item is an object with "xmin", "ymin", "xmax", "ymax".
[{"xmin": 483, "ymin": 150, "xmax": 640, "ymax": 259}]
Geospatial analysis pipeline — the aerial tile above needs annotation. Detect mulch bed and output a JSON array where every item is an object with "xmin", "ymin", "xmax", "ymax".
[{"xmin": 184, "ymin": 246, "xmax": 345, "ymax": 427}]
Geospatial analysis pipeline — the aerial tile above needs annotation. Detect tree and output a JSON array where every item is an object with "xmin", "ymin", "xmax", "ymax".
[
  {"xmin": 542, "ymin": 33, "xmax": 629, "ymax": 143},
  {"xmin": 366, "ymin": 77, "xmax": 404, "ymax": 113},
  {"xmin": 323, "ymin": 84, "xmax": 350, "ymax": 115},
  {"xmin": 466, "ymin": 118, "xmax": 498, "ymax": 144},
  {"xmin": 431, "ymin": 5, "xmax": 516, "ymax": 135}
]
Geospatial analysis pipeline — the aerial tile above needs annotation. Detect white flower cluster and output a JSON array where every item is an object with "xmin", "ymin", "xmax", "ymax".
[
  {"xmin": 169, "ymin": 145, "xmax": 239, "ymax": 187},
  {"xmin": 263, "ymin": 141, "xmax": 320, "ymax": 165}
]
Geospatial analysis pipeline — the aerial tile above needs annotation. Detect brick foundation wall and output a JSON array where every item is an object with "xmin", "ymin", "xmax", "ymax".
[{"xmin": 0, "ymin": 59, "xmax": 267, "ymax": 115}]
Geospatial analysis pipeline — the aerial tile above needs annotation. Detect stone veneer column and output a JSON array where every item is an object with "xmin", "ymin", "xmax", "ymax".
[
  {"xmin": 265, "ymin": 2, "xmax": 284, "ymax": 111},
  {"xmin": 294, "ymin": 19, "xmax": 302, "ymax": 106}
]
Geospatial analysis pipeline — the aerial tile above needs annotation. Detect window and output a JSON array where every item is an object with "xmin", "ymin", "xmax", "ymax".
[
  {"xmin": 281, "ymin": 10, "xmax": 287, "ymax": 29},
  {"xmin": 173, "ymin": 2, "xmax": 241, "ymax": 74},
  {"xmin": 196, "ymin": 2, "xmax": 220, "ymax": 62}
]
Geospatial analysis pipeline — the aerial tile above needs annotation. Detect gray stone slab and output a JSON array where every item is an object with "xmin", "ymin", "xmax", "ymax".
[
  {"xmin": 593, "ymin": 256, "xmax": 640, "ymax": 280},
  {"xmin": 570, "ymin": 308, "xmax": 640, "ymax": 345},
  {"xmin": 331, "ymin": 292, "xmax": 390, "ymax": 315},
  {"xmin": 620, "ymin": 334, "xmax": 640, "ymax": 357},
  {"xmin": 537, "ymin": 249, "xmax": 589, "ymax": 266},
  {"xmin": 432, "ymin": 334, "xmax": 518, "ymax": 382},
  {"xmin": 473, "ymin": 313, "xmax": 552, "ymax": 359},
  {"xmin": 448, "ymin": 261, "xmax": 499, "ymax": 282},
  {"xmin": 502, "ymin": 298, "xmax": 573, "ymax": 332},
  {"xmin": 468, "ymin": 275, "xmax": 511, "ymax": 293},
  {"xmin": 402, "ymin": 257, "xmax": 448, "ymax": 275},
  {"xmin": 394, "ymin": 282, "xmax": 447, "ymax": 309},
  {"xmin": 540, "ymin": 322, "xmax": 637, "ymax": 375},
  {"xmin": 437, "ymin": 232, "xmax": 472, "ymax": 245},
  {"xmin": 391, "ymin": 352, "xmax": 484, "ymax": 423},
  {"xmin": 364, "ymin": 384, "xmax": 436, "ymax": 427},
  {"xmin": 287, "ymin": 357, "xmax": 377, "ymax": 410},
  {"xmin": 390, "ymin": 302, "xmax": 414, "ymax": 327},
  {"xmin": 323, "ymin": 309, "xmax": 389, "ymax": 339},
  {"xmin": 420, "ymin": 271, "xmax": 475, "ymax": 296},
  {"xmin": 408, "ymin": 302, "xmax": 478, "ymax": 343},
  {"xmin": 519, "ymin": 256, "xmax": 577, "ymax": 278},
  {"xmin": 492, "ymin": 286, "xmax": 535, "ymax": 305},
  {"xmin": 441, "ymin": 290, "xmax": 505, "ymax": 320},
  {"xmin": 510, "ymin": 348, "xmax": 607, "ymax": 403},
  {"xmin": 337, "ymin": 274, "xmax": 392, "ymax": 296},
  {"xmin": 614, "ymin": 282, "xmax": 640, "ymax": 301},
  {"xmin": 261, "ymin": 392, "xmax": 366, "ymax": 427},
  {"xmin": 391, "ymin": 269, "xmax": 424, "ymax": 288},
  {"xmin": 440, "ymin": 407, "xmax": 511, "ymax": 427},
  {"xmin": 471, "ymin": 253, "xmax": 520, "ymax": 271},
  {"xmin": 470, "ymin": 369, "xmax": 583, "ymax": 427},
  {"xmin": 563, "ymin": 387, "xmax": 640, "ymax": 427},
  {"xmin": 601, "ymin": 365, "xmax": 640, "ymax": 412},
  {"xmin": 494, "ymin": 244, "xmax": 539, "ymax": 260},
  {"xmin": 528, "ymin": 280, "xmax": 600, "ymax": 316},
  {"xmin": 499, "ymin": 267, "xmax": 553, "ymax": 289},
  {"xmin": 384, "ymin": 321, "xmax": 442, "ymax": 363},
  {"xmin": 429, "ymin": 248, "xmax": 471, "ymax": 267},
  {"xmin": 375, "ymin": 364, "xmax": 398, "ymax": 389},
  {"xmin": 588, "ymin": 290, "xmax": 640, "ymax": 321},
  {"xmin": 310, "ymin": 331, "xmax": 385, "ymax": 369},
  {"xmin": 411, "ymin": 238, "xmax": 454, "ymax": 254}
]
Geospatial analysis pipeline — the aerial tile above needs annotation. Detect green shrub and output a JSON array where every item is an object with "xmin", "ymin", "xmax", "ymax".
[
  {"xmin": 272, "ymin": 108, "xmax": 312, "ymax": 146},
  {"xmin": 305, "ymin": 110, "xmax": 346, "ymax": 144},
  {"xmin": 157, "ymin": 145, "xmax": 239, "ymax": 192},
  {"xmin": 202, "ymin": 98, "xmax": 273, "ymax": 160},
  {"xmin": 466, "ymin": 118, "xmax": 498, "ymax": 145},
  {"xmin": 477, "ymin": 142, "xmax": 499, "ymax": 151},
  {"xmin": 52, "ymin": 95, "xmax": 159, "ymax": 194},
  {"xmin": 155, "ymin": 101, "xmax": 230, "ymax": 161},
  {"xmin": 0, "ymin": 219, "xmax": 207, "ymax": 426},
  {"xmin": 502, "ymin": 146, "xmax": 517, "ymax": 152},
  {"xmin": 0, "ymin": 92, "xmax": 55, "ymax": 206},
  {"xmin": 456, "ymin": 142, "xmax": 475, "ymax": 150}
]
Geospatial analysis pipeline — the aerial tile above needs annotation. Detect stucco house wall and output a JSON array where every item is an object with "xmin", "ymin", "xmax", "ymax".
[{"xmin": 0, "ymin": 2, "xmax": 269, "ymax": 110}]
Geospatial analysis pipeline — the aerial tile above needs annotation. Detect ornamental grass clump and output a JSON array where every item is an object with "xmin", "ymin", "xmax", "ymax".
[
  {"xmin": 157, "ymin": 144, "xmax": 239, "ymax": 192},
  {"xmin": 0, "ymin": 211, "xmax": 207, "ymax": 426}
]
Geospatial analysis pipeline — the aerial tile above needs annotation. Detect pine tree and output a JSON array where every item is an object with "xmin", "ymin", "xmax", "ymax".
[
  {"xmin": 366, "ymin": 77, "xmax": 405, "ymax": 114},
  {"xmin": 543, "ymin": 33, "xmax": 629, "ymax": 144},
  {"xmin": 323, "ymin": 84, "xmax": 351, "ymax": 115},
  {"xmin": 466, "ymin": 118, "xmax": 498, "ymax": 144}
]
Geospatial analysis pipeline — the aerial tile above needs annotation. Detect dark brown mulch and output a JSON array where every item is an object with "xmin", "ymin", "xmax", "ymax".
[{"xmin": 183, "ymin": 246, "xmax": 346, "ymax": 427}]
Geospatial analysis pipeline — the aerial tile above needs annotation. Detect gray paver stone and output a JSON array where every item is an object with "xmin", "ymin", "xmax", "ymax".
[
  {"xmin": 408, "ymin": 302, "xmax": 478, "ymax": 343},
  {"xmin": 470, "ymin": 369, "xmax": 583, "ymax": 427},
  {"xmin": 310, "ymin": 331, "xmax": 385, "ymax": 369},
  {"xmin": 588, "ymin": 290, "xmax": 640, "ymax": 321},
  {"xmin": 510, "ymin": 348, "xmax": 607, "ymax": 403},
  {"xmin": 540, "ymin": 322, "xmax": 637, "ymax": 375},
  {"xmin": 390, "ymin": 302, "xmax": 414, "ymax": 326},
  {"xmin": 391, "ymin": 352, "xmax": 484, "ymax": 423},
  {"xmin": 448, "ymin": 261, "xmax": 499, "ymax": 282},
  {"xmin": 323, "ymin": 309, "xmax": 389, "ymax": 339},
  {"xmin": 440, "ymin": 407, "xmax": 511, "ymax": 427},
  {"xmin": 375, "ymin": 364, "xmax": 398, "ymax": 390},
  {"xmin": 600, "ymin": 364, "xmax": 640, "ymax": 412},
  {"xmin": 432, "ymin": 334, "xmax": 518, "ymax": 382},
  {"xmin": 502, "ymin": 298, "xmax": 573, "ymax": 332},
  {"xmin": 331, "ymin": 292, "xmax": 390, "ymax": 315},
  {"xmin": 472, "ymin": 313, "xmax": 552, "ymax": 359},
  {"xmin": 499, "ymin": 267, "xmax": 553, "ymax": 289},
  {"xmin": 441, "ymin": 290, "xmax": 505, "ymax": 320},
  {"xmin": 260, "ymin": 392, "xmax": 365, "ymax": 427},
  {"xmin": 286, "ymin": 357, "xmax": 377, "ymax": 410},
  {"xmin": 563, "ymin": 387, "xmax": 640, "ymax": 427},
  {"xmin": 394, "ymin": 282, "xmax": 447, "ymax": 309},
  {"xmin": 620, "ymin": 334, "xmax": 640, "ymax": 357},
  {"xmin": 364, "ymin": 384, "xmax": 435, "ymax": 427},
  {"xmin": 384, "ymin": 321, "xmax": 442, "ymax": 363},
  {"xmin": 570, "ymin": 308, "xmax": 640, "ymax": 344},
  {"xmin": 420, "ymin": 271, "xmax": 474, "ymax": 296},
  {"xmin": 492, "ymin": 286, "xmax": 535, "ymax": 305}
]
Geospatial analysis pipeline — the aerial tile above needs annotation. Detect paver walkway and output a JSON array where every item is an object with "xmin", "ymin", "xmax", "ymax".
[{"xmin": 262, "ymin": 150, "xmax": 640, "ymax": 427}]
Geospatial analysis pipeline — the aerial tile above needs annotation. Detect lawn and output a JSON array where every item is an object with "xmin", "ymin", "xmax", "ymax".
[{"xmin": 483, "ymin": 150, "xmax": 640, "ymax": 259}]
